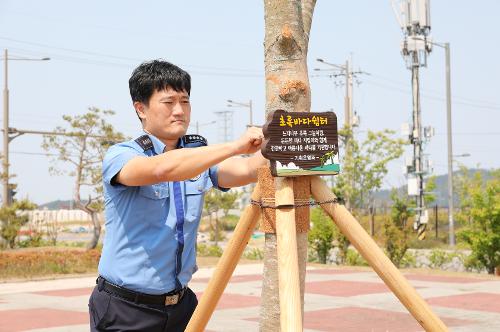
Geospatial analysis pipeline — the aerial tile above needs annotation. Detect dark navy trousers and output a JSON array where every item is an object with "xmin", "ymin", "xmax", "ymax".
[{"xmin": 88, "ymin": 282, "xmax": 198, "ymax": 332}]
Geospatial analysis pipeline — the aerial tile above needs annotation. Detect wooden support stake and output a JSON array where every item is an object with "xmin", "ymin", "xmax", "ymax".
[
  {"xmin": 185, "ymin": 184, "xmax": 262, "ymax": 332},
  {"xmin": 275, "ymin": 178, "xmax": 303, "ymax": 331},
  {"xmin": 310, "ymin": 177, "xmax": 448, "ymax": 332}
]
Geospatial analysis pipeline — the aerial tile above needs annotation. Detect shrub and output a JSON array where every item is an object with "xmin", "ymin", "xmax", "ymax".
[
  {"xmin": 384, "ymin": 192, "xmax": 412, "ymax": 268},
  {"xmin": 243, "ymin": 248, "xmax": 264, "ymax": 260},
  {"xmin": 0, "ymin": 199, "xmax": 37, "ymax": 249},
  {"xmin": 345, "ymin": 249, "xmax": 368, "ymax": 266},
  {"xmin": 221, "ymin": 214, "xmax": 239, "ymax": 231},
  {"xmin": 456, "ymin": 169, "xmax": 500, "ymax": 274},
  {"xmin": 308, "ymin": 207, "xmax": 334, "ymax": 264},
  {"xmin": 197, "ymin": 243, "xmax": 223, "ymax": 257},
  {"xmin": 399, "ymin": 251, "xmax": 417, "ymax": 268},
  {"xmin": 429, "ymin": 249, "xmax": 452, "ymax": 269}
]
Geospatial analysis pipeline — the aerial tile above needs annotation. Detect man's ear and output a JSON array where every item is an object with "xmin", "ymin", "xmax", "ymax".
[{"xmin": 134, "ymin": 101, "xmax": 147, "ymax": 122}]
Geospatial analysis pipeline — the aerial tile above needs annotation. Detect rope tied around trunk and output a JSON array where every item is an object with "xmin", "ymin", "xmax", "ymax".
[{"xmin": 250, "ymin": 197, "xmax": 339, "ymax": 209}]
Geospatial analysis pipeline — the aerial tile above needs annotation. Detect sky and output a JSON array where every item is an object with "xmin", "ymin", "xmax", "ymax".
[{"xmin": 0, "ymin": 0, "xmax": 499, "ymax": 205}]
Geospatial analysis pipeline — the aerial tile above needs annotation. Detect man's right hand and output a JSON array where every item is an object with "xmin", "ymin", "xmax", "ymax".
[{"xmin": 232, "ymin": 127, "xmax": 264, "ymax": 155}]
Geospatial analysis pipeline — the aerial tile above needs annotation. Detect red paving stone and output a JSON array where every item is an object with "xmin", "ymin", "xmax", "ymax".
[
  {"xmin": 197, "ymin": 292, "xmax": 260, "ymax": 309},
  {"xmin": 32, "ymin": 287, "xmax": 94, "ymax": 297},
  {"xmin": 308, "ymin": 269, "xmax": 365, "ymax": 275},
  {"xmin": 306, "ymin": 280, "xmax": 390, "ymax": 297},
  {"xmin": 0, "ymin": 308, "xmax": 89, "ymax": 332},
  {"xmin": 404, "ymin": 274, "xmax": 489, "ymax": 283},
  {"xmin": 427, "ymin": 292, "xmax": 500, "ymax": 313},
  {"xmin": 299, "ymin": 307, "xmax": 473, "ymax": 332}
]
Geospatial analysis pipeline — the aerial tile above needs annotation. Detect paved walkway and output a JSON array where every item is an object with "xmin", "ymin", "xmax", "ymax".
[{"xmin": 0, "ymin": 264, "xmax": 499, "ymax": 331}]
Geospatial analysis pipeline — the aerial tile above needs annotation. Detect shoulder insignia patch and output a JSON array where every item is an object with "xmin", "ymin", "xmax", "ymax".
[
  {"xmin": 135, "ymin": 135, "xmax": 154, "ymax": 151},
  {"xmin": 182, "ymin": 134, "xmax": 207, "ymax": 147}
]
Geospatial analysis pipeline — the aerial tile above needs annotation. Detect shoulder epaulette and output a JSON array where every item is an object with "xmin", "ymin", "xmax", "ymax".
[
  {"xmin": 135, "ymin": 135, "xmax": 154, "ymax": 151},
  {"xmin": 182, "ymin": 134, "xmax": 207, "ymax": 147}
]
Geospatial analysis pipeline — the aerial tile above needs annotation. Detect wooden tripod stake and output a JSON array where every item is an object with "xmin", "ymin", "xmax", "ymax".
[
  {"xmin": 186, "ymin": 174, "xmax": 448, "ymax": 332},
  {"xmin": 275, "ymin": 177, "xmax": 302, "ymax": 331}
]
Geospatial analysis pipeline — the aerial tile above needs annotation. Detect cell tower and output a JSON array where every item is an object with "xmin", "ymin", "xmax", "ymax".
[
  {"xmin": 214, "ymin": 110, "xmax": 234, "ymax": 143},
  {"xmin": 392, "ymin": 0, "xmax": 434, "ymax": 240}
]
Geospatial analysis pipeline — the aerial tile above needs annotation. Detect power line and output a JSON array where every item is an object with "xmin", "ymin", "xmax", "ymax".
[
  {"xmin": 1, "ymin": 36, "xmax": 264, "ymax": 76},
  {"xmin": 314, "ymin": 70, "xmax": 500, "ymax": 111},
  {"xmin": 363, "ymin": 79, "xmax": 500, "ymax": 111}
]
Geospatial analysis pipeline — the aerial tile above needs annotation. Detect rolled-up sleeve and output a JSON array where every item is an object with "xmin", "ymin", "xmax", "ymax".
[
  {"xmin": 209, "ymin": 165, "xmax": 230, "ymax": 192},
  {"xmin": 103, "ymin": 144, "xmax": 142, "ymax": 188}
]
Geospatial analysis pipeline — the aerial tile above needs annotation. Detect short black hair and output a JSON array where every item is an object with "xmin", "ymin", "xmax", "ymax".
[{"xmin": 129, "ymin": 60, "xmax": 191, "ymax": 105}]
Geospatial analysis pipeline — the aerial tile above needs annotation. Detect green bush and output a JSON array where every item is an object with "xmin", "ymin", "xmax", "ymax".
[
  {"xmin": 384, "ymin": 192, "xmax": 412, "ymax": 268},
  {"xmin": 308, "ymin": 207, "xmax": 334, "ymax": 264},
  {"xmin": 399, "ymin": 251, "xmax": 417, "ymax": 268},
  {"xmin": 345, "ymin": 249, "xmax": 368, "ymax": 266},
  {"xmin": 0, "ymin": 199, "xmax": 37, "ymax": 249},
  {"xmin": 463, "ymin": 254, "xmax": 484, "ymax": 273},
  {"xmin": 456, "ymin": 169, "xmax": 500, "ymax": 274},
  {"xmin": 428, "ymin": 249, "xmax": 452, "ymax": 269},
  {"xmin": 197, "ymin": 243, "xmax": 223, "ymax": 257},
  {"xmin": 243, "ymin": 248, "xmax": 264, "ymax": 260},
  {"xmin": 221, "ymin": 214, "xmax": 239, "ymax": 231}
]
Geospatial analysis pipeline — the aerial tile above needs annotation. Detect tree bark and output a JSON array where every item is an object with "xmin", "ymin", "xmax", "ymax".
[
  {"xmin": 260, "ymin": 1, "xmax": 316, "ymax": 330},
  {"xmin": 73, "ymin": 156, "xmax": 100, "ymax": 250}
]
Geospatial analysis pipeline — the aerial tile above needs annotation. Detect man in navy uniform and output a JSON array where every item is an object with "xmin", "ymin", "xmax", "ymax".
[{"xmin": 89, "ymin": 60, "xmax": 266, "ymax": 331}]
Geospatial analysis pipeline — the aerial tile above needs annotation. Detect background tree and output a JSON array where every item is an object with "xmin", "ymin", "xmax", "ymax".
[
  {"xmin": 331, "ymin": 129, "xmax": 405, "ymax": 263},
  {"xmin": 0, "ymin": 199, "xmax": 36, "ymax": 249},
  {"xmin": 424, "ymin": 175, "xmax": 437, "ymax": 206},
  {"xmin": 203, "ymin": 189, "xmax": 224, "ymax": 245},
  {"xmin": 335, "ymin": 128, "xmax": 405, "ymax": 213},
  {"xmin": 42, "ymin": 107, "xmax": 125, "ymax": 249},
  {"xmin": 457, "ymin": 169, "xmax": 500, "ymax": 274},
  {"xmin": 455, "ymin": 165, "xmax": 483, "ymax": 226},
  {"xmin": 219, "ymin": 190, "xmax": 240, "ymax": 219},
  {"xmin": 308, "ymin": 207, "xmax": 334, "ymax": 264},
  {"xmin": 384, "ymin": 191, "xmax": 413, "ymax": 268}
]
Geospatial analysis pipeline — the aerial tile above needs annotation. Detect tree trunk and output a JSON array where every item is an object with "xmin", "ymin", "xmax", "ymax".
[
  {"xmin": 87, "ymin": 211, "xmax": 101, "ymax": 250},
  {"xmin": 260, "ymin": 1, "xmax": 317, "ymax": 330},
  {"xmin": 73, "ymin": 170, "xmax": 100, "ymax": 250}
]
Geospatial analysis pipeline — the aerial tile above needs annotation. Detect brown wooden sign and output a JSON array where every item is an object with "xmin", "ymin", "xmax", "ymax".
[{"xmin": 261, "ymin": 109, "xmax": 340, "ymax": 177}]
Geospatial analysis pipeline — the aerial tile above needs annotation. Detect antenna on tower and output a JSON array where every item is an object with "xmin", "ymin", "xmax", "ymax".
[{"xmin": 394, "ymin": 0, "xmax": 433, "ymax": 240}]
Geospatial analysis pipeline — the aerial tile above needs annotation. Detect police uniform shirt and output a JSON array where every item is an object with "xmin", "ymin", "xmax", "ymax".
[{"xmin": 98, "ymin": 133, "xmax": 227, "ymax": 295}]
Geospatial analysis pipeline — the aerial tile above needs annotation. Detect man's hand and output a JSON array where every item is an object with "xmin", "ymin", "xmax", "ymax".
[{"xmin": 232, "ymin": 127, "xmax": 264, "ymax": 155}]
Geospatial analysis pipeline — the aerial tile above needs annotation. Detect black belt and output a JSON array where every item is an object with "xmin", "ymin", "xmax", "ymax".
[{"xmin": 97, "ymin": 276, "xmax": 187, "ymax": 306}]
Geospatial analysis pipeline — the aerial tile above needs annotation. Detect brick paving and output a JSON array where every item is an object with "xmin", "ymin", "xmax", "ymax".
[{"xmin": 0, "ymin": 264, "xmax": 499, "ymax": 331}]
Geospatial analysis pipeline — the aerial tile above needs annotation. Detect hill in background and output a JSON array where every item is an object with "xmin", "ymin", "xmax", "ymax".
[{"xmin": 373, "ymin": 168, "xmax": 493, "ymax": 208}]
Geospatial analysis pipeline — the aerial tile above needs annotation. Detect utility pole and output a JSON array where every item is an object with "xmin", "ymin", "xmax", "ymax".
[
  {"xmin": 227, "ymin": 99, "xmax": 253, "ymax": 127},
  {"xmin": 315, "ymin": 58, "xmax": 360, "ymax": 129},
  {"xmin": 444, "ymin": 42, "xmax": 455, "ymax": 246},
  {"xmin": 394, "ymin": 0, "xmax": 432, "ymax": 240},
  {"xmin": 2, "ymin": 49, "xmax": 50, "ymax": 206},
  {"xmin": 192, "ymin": 120, "xmax": 216, "ymax": 135},
  {"xmin": 214, "ymin": 110, "xmax": 233, "ymax": 143},
  {"xmin": 345, "ymin": 59, "xmax": 352, "ymax": 129},
  {"xmin": 3, "ymin": 49, "xmax": 9, "ymax": 207},
  {"xmin": 315, "ymin": 57, "xmax": 367, "ymax": 210}
]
